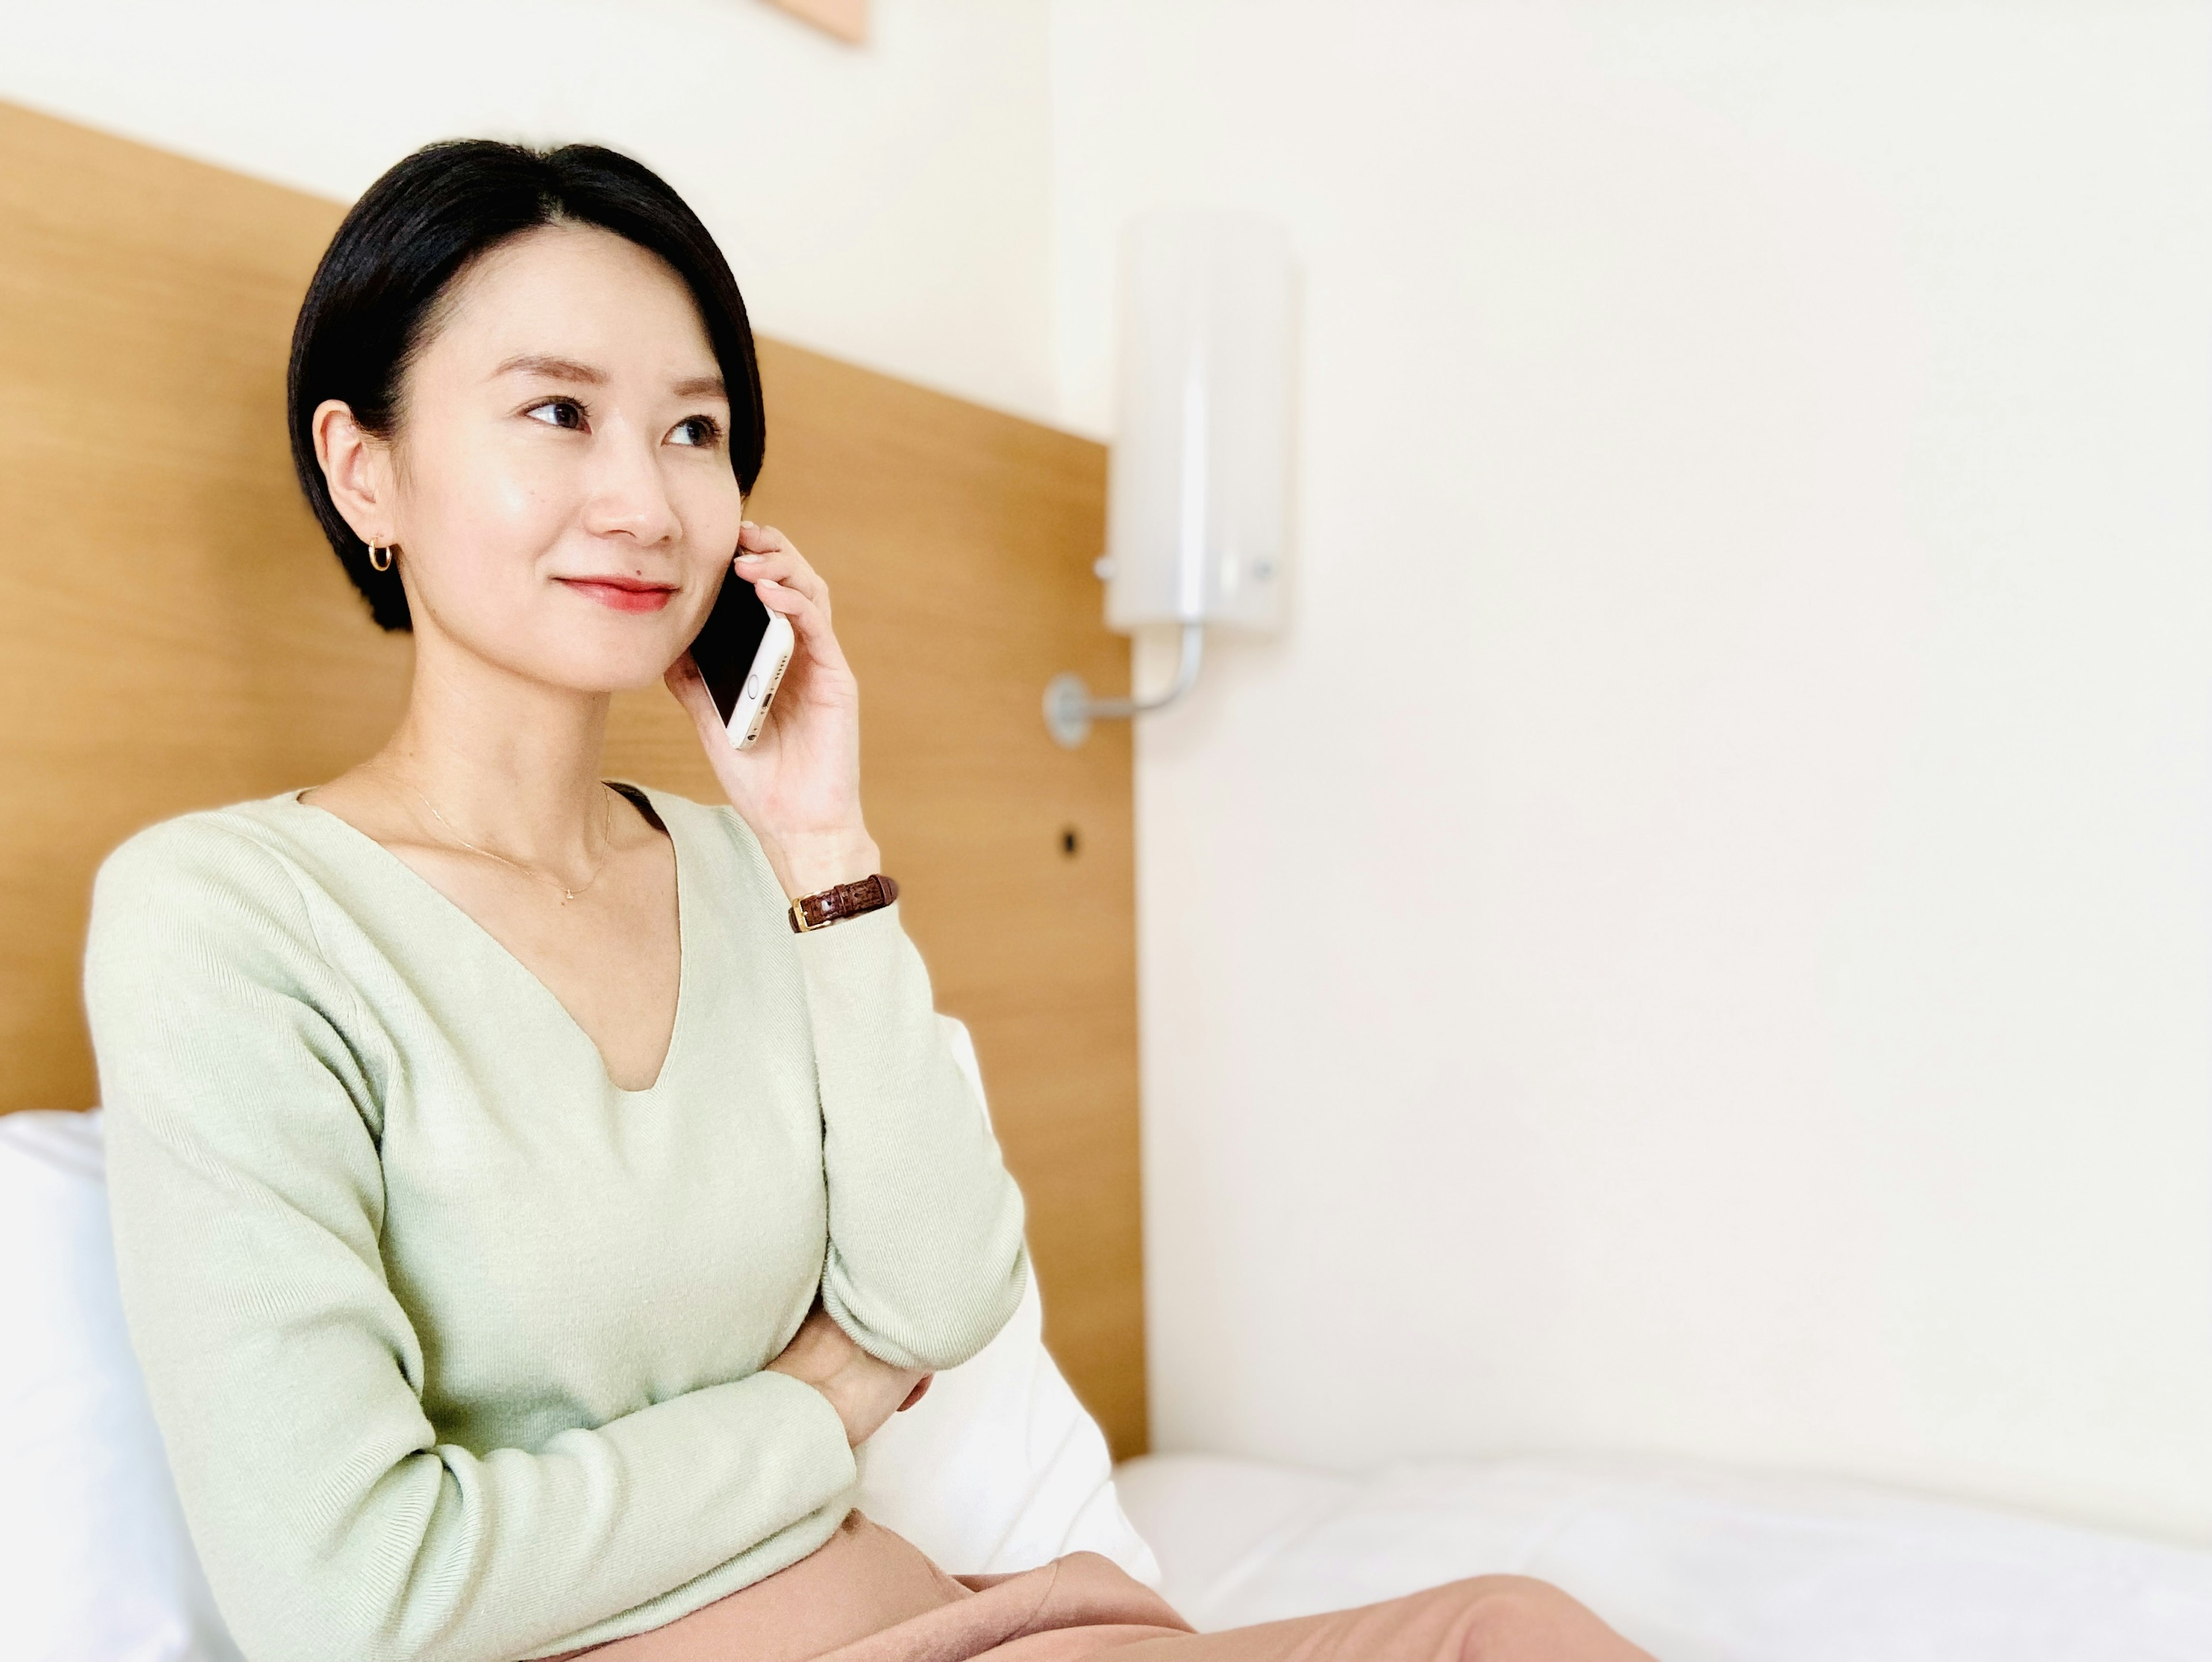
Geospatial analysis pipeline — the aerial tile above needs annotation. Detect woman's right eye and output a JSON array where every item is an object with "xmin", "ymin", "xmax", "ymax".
[{"xmin": 524, "ymin": 398, "xmax": 587, "ymax": 431}]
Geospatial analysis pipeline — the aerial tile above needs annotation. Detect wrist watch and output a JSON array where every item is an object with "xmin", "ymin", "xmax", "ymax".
[{"xmin": 788, "ymin": 873, "xmax": 900, "ymax": 933}]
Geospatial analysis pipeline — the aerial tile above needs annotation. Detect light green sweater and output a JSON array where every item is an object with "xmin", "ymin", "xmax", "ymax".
[{"xmin": 81, "ymin": 783, "xmax": 1029, "ymax": 1662}]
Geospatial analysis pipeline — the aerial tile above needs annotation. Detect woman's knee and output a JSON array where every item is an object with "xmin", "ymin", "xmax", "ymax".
[{"xmin": 1438, "ymin": 1574, "xmax": 1649, "ymax": 1661}]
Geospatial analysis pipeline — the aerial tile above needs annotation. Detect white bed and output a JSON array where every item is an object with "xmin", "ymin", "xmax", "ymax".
[{"xmin": 1113, "ymin": 1450, "xmax": 2212, "ymax": 1660}]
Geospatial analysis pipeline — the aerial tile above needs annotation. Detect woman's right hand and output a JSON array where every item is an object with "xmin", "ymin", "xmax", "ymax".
[{"xmin": 764, "ymin": 1302, "xmax": 931, "ymax": 1447}]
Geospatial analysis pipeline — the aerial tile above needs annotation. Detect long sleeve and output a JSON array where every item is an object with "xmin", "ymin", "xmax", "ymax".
[
  {"xmin": 791, "ymin": 900, "xmax": 1030, "ymax": 1374},
  {"xmin": 82, "ymin": 820, "xmax": 859, "ymax": 1662}
]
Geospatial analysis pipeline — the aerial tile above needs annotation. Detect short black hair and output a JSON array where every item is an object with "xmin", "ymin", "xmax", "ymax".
[{"xmin": 286, "ymin": 140, "xmax": 766, "ymax": 631}]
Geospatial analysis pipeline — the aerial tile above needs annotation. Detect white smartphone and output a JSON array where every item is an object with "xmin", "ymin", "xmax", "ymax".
[{"xmin": 688, "ymin": 566, "xmax": 796, "ymax": 750}]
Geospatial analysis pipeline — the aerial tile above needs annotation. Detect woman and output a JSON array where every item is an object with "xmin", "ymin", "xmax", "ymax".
[{"xmin": 82, "ymin": 141, "xmax": 1649, "ymax": 1662}]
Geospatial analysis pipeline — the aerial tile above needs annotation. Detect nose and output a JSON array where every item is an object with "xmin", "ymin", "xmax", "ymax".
[{"xmin": 580, "ymin": 418, "xmax": 681, "ymax": 553}]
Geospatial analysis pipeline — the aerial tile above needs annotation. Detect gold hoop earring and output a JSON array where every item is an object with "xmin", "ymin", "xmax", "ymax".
[{"xmin": 368, "ymin": 540, "xmax": 393, "ymax": 573}]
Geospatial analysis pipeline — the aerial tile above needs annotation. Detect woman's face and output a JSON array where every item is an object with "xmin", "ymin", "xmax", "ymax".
[{"xmin": 376, "ymin": 222, "xmax": 745, "ymax": 692}]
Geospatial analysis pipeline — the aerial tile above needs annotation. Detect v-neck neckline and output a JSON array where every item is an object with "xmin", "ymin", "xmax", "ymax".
[{"xmin": 277, "ymin": 778, "xmax": 692, "ymax": 1099}]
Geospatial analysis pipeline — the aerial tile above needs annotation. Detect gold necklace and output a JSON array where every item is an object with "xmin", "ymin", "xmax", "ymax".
[{"xmin": 403, "ymin": 775, "xmax": 616, "ymax": 906}]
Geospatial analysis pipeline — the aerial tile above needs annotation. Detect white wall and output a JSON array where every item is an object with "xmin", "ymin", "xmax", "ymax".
[
  {"xmin": 7, "ymin": 0, "xmax": 2210, "ymax": 1551},
  {"xmin": 1052, "ymin": 1, "xmax": 2212, "ymax": 1545},
  {"xmin": 0, "ymin": 0, "xmax": 1058, "ymax": 424}
]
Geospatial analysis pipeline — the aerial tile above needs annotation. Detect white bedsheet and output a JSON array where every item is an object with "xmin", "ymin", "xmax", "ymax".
[{"xmin": 1112, "ymin": 1452, "xmax": 2212, "ymax": 1661}]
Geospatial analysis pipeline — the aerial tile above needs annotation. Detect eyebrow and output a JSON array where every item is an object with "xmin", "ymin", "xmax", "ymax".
[
  {"xmin": 494, "ymin": 354, "xmax": 727, "ymax": 402},
  {"xmin": 496, "ymin": 354, "xmax": 604, "ymax": 385}
]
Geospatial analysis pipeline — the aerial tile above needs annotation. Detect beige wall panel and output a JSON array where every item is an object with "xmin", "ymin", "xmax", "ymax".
[
  {"xmin": 0, "ymin": 101, "xmax": 1145, "ymax": 1456},
  {"xmin": 0, "ymin": 101, "xmax": 415, "ymax": 1114}
]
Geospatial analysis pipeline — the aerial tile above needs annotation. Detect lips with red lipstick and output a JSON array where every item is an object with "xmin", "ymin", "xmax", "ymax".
[{"xmin": 555, "ymin": 573, "xmax": 679, "ymax": 614}]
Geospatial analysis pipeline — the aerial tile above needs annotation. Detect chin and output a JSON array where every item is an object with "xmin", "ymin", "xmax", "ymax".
[
  {"xmin": 566, "ymin": 644, "xmax": 688, "ymax": 695},
  {"xmin": 507, "ymin": 624, "xmax": 691, "ymax": 696}
]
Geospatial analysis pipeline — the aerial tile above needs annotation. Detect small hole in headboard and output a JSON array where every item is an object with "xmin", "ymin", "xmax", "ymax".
[{"xmin": 1061, "ymin": 826, "xmax": 1081, "ymax": 857}]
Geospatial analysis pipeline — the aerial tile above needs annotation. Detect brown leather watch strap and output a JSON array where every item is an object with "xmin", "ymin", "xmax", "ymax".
[{"xmin": 788, "ymin": 873, "xmax": 901, "ymax": 933}]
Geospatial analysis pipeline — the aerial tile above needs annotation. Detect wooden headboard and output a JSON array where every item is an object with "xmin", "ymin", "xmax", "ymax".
[{"xmin": 0, "ymin": 101, "xmax": 1146, "ymax": 1457}]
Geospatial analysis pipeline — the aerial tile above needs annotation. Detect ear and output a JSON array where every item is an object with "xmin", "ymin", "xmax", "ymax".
[{"xmin": 311, "ymin": 399, "xmax": 396, "ymax": 545}]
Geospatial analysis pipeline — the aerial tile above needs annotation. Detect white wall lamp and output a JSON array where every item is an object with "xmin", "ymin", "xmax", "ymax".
[{"xmin": 1045, "ymin": 208, "xmax": 1297, "ymax": 748}]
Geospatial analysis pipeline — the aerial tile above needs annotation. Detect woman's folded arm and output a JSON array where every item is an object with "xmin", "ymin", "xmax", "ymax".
[
  {"xmin": 789, "ymin": 900, "xmax": 1029, "ymax": 1375},
  {"xmin": 82, "ymin": 823, "xmax": 858, "ymax": 1662}
]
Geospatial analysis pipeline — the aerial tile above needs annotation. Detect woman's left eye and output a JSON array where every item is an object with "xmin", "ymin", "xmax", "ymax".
[{"xmin": 669, "ymin": 416, "xmax": 722, "ymax": 448}]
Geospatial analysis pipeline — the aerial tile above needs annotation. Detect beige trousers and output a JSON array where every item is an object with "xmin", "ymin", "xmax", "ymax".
[{"xmin": 540, "ymin": 1510, "xmax": 1653, "ymax": 1662}]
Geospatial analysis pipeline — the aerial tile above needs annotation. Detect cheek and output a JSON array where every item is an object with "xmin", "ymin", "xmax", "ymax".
[
  {"xmin": 404, "ymin": 429, "xmax": 575, "ymax": 589},
  {"xmin": 678, "ymin": 472, "xmax": 747, "ymax": 570},
  {"xmin": 690, "ymin": 463, "xmax": 747, "ymax": 533}
]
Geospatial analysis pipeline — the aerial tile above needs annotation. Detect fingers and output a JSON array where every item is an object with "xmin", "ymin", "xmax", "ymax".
[
  {"xmin": 734, "ymin": 520, "xmax": 829, "ymax": 615},
  {"xmin": 730, "ymin": 521, "xmax": 845, "ymax": 672},
  {"xmin": 751, "ymin": 569, "xmax": 850, "ymax": 677}
]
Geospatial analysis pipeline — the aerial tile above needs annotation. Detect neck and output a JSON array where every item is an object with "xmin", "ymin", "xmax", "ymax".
[{"xmin": 372, "ymin": 630, "xmax": 615, "ymax": 869}]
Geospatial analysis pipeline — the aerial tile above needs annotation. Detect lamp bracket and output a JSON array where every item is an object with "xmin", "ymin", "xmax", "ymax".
[{"xmin": 1044, "ymin": 622, "xmax": 1205, "ymax": 748}]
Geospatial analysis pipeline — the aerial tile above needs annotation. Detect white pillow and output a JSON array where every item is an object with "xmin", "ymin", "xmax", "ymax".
[
  {"xmin": 0, "ymin": 1019, "xmax": 1155, "ymax": 1661},
  {"xmin": 0, "ymin": 1107, "xmax": 243, "ymax": 1662},
  {"xmin": 859, "ymin": 1024, "xmax": 1160, "ymax": 1583}
]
